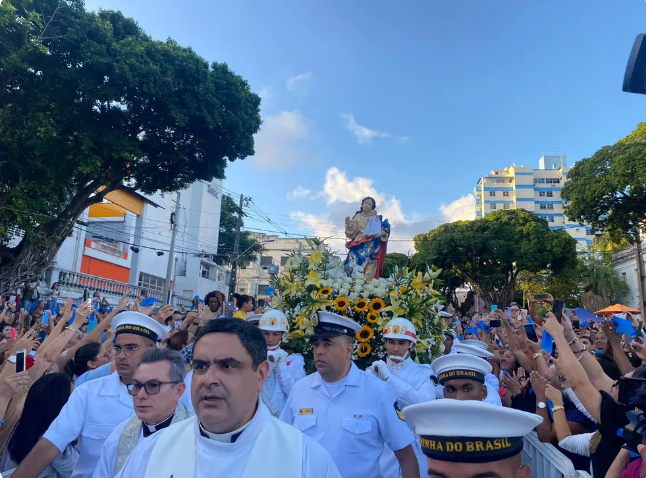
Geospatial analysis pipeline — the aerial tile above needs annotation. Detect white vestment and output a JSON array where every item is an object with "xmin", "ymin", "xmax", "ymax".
[{"xmin": 115, "ymin": 401, "xmax": 340, "ymax": 478}]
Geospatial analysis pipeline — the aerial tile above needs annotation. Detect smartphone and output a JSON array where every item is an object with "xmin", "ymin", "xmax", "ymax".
[
  {"xmin": 86, "ymin": 298, "xmax": 92, "ymax": 306},
  {"xmin": 489, "ymin": 319, "xmax": 502, "ymax": 328},
  {"xmin": 619, "ymin": 377, "xmax": 646, "ymax": 407},
  {"xmin": 534, "ymin": 294, "xmax": 548, "ymax": 300},
  {"xmin": 174, "ymin": 321, "xmax": 182, "ymax": 329},
  {"xmin": 505, "ymin": 307, "xmax": 511, "ymax": 318},
  {"xmin": 524, "ymin": 324, "xmax": 539, "ymax": 342},
  {"xmin": 490, "ymin": 305, "xmax": 498, "ymax": 311},
  {"xmin": 38, "ymin": 330, "xmax": 47, "ymax": 343},
  {"xmin": 15, "ymin": 349, "xmax": 26, "ymax": 373},
  {"xmin": 572, "ymin": 320, "xmax": 580, "ymax": 330},
  {"xmin": 552, "ymin": 299, "xmax": 565, "ymax": 323},
  {"xmin": 11, "ymin": 328, "xmax": 16, "ymax": 340},
  {"xmin": 87, "ymin": 320, "xmax": 98, "ymax": 332},
  {"xmin": 9, "ymin": 295, "xmax": 16, "ymax": 303},
  {"xmin": 226, "ymin": 301, "xmax": 235, "ymax": 312},
  {"xmin": 42, "ymin": 311, "xmax": 50, "ymax": 325},
  {"xmin": 637, "ymin": 322, "xmax": 644, "ymax": 338}
]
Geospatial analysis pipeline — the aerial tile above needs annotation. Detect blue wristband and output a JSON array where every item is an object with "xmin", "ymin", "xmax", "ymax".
[{"xmin": 0, "ymin": 419, "xmax": 5, "ymax": 426}]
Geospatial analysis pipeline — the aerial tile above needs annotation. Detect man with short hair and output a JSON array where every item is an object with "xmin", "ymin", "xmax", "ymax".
[
  {"xmin": 509, "ymin": 302, "xmax": 521, "ymax": 321},
  {"xmin": 403, "ymin": 400, "xmax": 541, "ymax": 478},
  {"xmin": 431, "ymin": 353, "xmax": 492, "ymax": 401},
  {"xmin": 442, "ymin": 329, "xmax": 457, "ymax": 355},
  {"xmin": 115, "ymin": 318, "xmax": 340, "ymax": 478},
  {"xmin": 281, "ymin": 312, "xmax": 420, "ymax": 478},
  {"xmin": 93, "ymin": 349, "xmax": 193, "ymax": 478},
  {"xmin": 13, "ymin": 312, "xmax": 167, "ymax": 478},
  {"xmin": 453, "ymin": 341, "xmax": 503, "ymax": 407}
]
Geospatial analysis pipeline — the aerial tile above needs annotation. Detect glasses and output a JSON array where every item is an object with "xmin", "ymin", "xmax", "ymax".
[
  {"xmin": 127, "ymin": 380, "xmax": 181, "ymax": 396},
  {"xmin": 108, "ymin": 344, "xmax": 150, "ymax": 358}
]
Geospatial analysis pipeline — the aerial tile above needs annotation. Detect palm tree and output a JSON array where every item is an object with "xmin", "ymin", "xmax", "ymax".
[{"xmin": 580, "ymin": 257, "xmax": 629, "ymax": 311}]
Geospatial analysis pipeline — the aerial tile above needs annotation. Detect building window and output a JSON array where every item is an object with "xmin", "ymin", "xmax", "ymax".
[
  {"xmin": 502, "ymin": 191, "xmax": 510, "ymax": 197},
  {"xmin": 138, "ymin": 272, "xmax": 165, "ymax": 293},
  {"xmin": 586, "ymin": 229, "xmax": 594, "ymax": 236},
  {"xmin": 547, "ymin": 204, "xmax": 554, "ymax": 210},
  {"xmin": 280, "ymin": 256, "xmax": 289, "ymax": 267},
  {"xmin": 622, "ymin": 272, "xmax": 627, "ymax": 283},
  {"xmin": 546, "ymin": 191, "xmax": 553, "ymax": 198},
  {"xmin": 539, "ymin": 204, "xmax": 547, "ymax": 210},
  {"xmin": 549, "ymin": 217, "xmax": 555, "ymax": 223},
  {"xmin": 539, "ymin": 191, "xmax": 546, "ymax": 197},
  {"xmin": 491, "ymin": 204, "xmax": 497, "ymax": 210},
  {"xmin": 260, "ymin": 256, "xmax": 272, "ymax": 268},
  {"xmin": 534, "ymin": 178, "xmax": 545, "ymax": 184},
  {"xmin": 504, "ymin": 204, "xmax": 510, "ymax": 210},
  {"xmin": 489, "ymin": 191, "xmax": 496, "ymax": 197}
]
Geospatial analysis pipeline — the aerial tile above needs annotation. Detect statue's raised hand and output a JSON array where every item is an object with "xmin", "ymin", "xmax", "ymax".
[{"xmin": 345, "ymin": 216, "xmax": 351, "ymax": 227}]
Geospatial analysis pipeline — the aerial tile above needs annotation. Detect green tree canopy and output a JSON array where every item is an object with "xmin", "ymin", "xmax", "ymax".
[
  {"xmin": 0, "ymin": 0, "xmax": 261, "ymax": 293},
  {"xmin": 414, "ymin": 209, "xmax": 578, "ymax": 306}
]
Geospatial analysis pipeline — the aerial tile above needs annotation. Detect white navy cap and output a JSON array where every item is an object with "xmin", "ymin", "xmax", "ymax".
[
  {"xmin": 112, "ymin": 311, "xmax": 168, "ymax": 342},
  {"xmin": 454, "ymin": 342, "xmax": 494, "ymax": 359},
  {"xmin": 431, "ymin": 354, "xmax": 492, "ymax": 385},
  {"xmin": 444, "ymin": 328, "xmax": 457, "ymax": 339},
  {"xmin": 403, "ymin": 400, "xmax": 542, "ymax": 463},
  {"xmin": 461, "ymin": 339, "xmax": 488, "ymax": 350},
  {"xmin": 307, "ymin": 311, "xmax": 361, "ymax": 339},
  {"xmin": 246, "ymin": 314, "xmax": 262, "ymax": 324}
]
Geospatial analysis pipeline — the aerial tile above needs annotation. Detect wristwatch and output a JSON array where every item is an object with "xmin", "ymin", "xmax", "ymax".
[
  {"xmin": 8, "ymin": 356, "xmax": 16, "ymax": 364},
  {"xmin": 552, "ymin": 405, "xmax": 565, "ymax": 413},
  {"xmin": 537, "ymin": 401, "xmax": 547, "ymax": 409}
]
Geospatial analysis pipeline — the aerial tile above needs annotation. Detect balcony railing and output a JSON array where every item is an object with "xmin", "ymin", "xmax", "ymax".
[{"xmin": 57, "ymin": 270, "xmax": 163, "ymax": 300}]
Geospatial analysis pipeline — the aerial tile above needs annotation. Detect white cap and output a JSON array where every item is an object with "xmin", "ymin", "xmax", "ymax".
[
  {"xmin": 259, "ymin": 309, "xmax": 289, "ymax": 333},
  {"xmin": 431, "ymin": 353, "xmax": 492, "ymax": 385},
  {"xmin": 454, "ymin": 342, "xmax": 494, "ymax": 359},
  {"xmin": 383, "ymin": 318, "xmax": 417, "ymax": 342},
  {"xmin": 246, "ymin": 314, "xmax": 262, "ymax": 323},
  {"xmin": 403, "ymin": 400, "xmax": 543, "ymax": 463},
  {"xmin": 461, "ymin": 339, "xmax": 488, "ymax": 350},
  {"xmin": 444, "ymin": 329, "xmax": 457, "ymax": 339},
  {"xmin": 112, "ymin": 311, "xmax": 168, "ymax": 342},
  {"xmin": 308, "ymin": 311, "xmax": 361, "ymax": 339}
]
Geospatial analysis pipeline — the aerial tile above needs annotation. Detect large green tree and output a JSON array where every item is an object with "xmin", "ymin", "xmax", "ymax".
[
  {"xmin": 414, "ymin": 209, "xmax": 578, "ymax": 306},
  {"xmin": 0, "ymin": 1, "xmax": 261, "ymax": 293}
]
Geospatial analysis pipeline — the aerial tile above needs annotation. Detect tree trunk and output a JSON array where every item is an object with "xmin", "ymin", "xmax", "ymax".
[
  {"xmin": 0, "ymin": 181, "xmax": 108, "ymax": 295},
  {"xmin": 582, "ymin": 291, "xmax": 608, "ymax": 313}
]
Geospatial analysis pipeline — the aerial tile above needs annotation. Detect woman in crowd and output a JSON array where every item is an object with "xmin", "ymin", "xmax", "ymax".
[
  {"xmin": 1, "ymin": 373, "xmax": 77, "ymax": 477},
  {"xmin": 63, "ymin": 343, "xmax": 109, "ymax": 384}
]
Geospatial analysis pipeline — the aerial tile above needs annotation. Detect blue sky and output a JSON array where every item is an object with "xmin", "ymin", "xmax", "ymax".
[{"xmin": 87, "ymin": 0, "xmax": 646, "ymax": 253}]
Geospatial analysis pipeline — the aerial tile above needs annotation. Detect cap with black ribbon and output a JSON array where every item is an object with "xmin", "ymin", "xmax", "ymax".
[
  {"xmin": 306, "ymin": 311, "xmax": 361, "ymax": 339},
  {"xmin": 431, "ymin": 353, "xmax": 492, "ymax": 385},
  {"xmin": 403, "ymin": 400, "xmax": 542, "ymax": 463},
  {"xmin": 112, "ymin": 311, "xmax": 168, "ymax": 342}
]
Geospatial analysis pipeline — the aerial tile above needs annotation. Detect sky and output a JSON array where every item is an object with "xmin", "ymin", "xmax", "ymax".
[{"xmin": 86, "ymin": 0, "xmax": 646, "ymax": 254}]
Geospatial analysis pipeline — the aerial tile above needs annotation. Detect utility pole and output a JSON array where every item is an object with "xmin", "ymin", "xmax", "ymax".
[
  {"xmin": 635, "ymin": 229, "xmax": 646, "ymax": 318},
  {"xmin": 229, "ymin": 194, "xmax": 244, "ymax": 300},
  {"xmin": 164, "ymin": 192, "xmax": 181, "ymax": 304}
]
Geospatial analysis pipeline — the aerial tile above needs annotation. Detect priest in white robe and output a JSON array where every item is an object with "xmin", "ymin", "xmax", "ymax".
[
  {"xmin": 93, "ymin": 349, "xmax": 193, "ymax": 478},
  {"xmin": 115, "ymin": 318, "xmax": 340, "ymax": 478}
]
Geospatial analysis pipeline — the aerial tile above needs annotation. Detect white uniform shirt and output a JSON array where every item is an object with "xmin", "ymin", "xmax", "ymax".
[
  {"xmin": 43, "ymin": 372, "xmax": 135, "ymax": 478},
  {"xmin": 286, "ymin": 353, "xmax": 307, "ymax": 383},
  {"xmin": 92, "ymin": 417, "xmax": 140, "ymax": 478},
  {"xmin": 280, "ymin": 362, "xmax": 415, "ymax": 478},
  {"xmin": 380, "ymin": 358, "xmax": 436, "ymax": 478},
  {"xmin": 264, "ymin": 350, "xmax": 295, "ymax": 414},
  {"xmin": 114, "ymin": 402, "xmax": 340, "ymax": 478}
]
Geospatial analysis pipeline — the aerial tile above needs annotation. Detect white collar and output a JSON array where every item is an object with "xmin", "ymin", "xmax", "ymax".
[{"xmin": 387, "ymin": 356, "xmax": 413, "ymax": 370}]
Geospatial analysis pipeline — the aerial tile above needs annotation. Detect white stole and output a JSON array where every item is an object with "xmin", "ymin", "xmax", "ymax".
[{"xmin": 143, "ymin": 415, "xmax": 303, "ymax": 478}]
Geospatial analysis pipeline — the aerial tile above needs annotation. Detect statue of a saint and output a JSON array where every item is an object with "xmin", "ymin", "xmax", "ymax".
[{"xmin": 343, "ymin": 197, "xmax": 391, "ymax": 280}]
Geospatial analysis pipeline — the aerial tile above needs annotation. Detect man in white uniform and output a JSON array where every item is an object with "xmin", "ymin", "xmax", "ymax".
[
  {"xmin": 402, "ymin": 400, "xmax": 541, "ymax": 478},
  {"xmin": 115, "ymin": 318, "xmax": 340, "ymax": 478},
  {"xmin": 369, "ymin": 317, "xmax": 436, "ymax": 478},
  {"xmin": 12, "ymin": 312, "xmax": 168, "ymax": 478},
  {"xmin": 258, "ymin": 309, "xmax": 296, "ymax": 415},
  {"xmin": 431, "ymin": 354, "xmax": 492, "ymax": 402},
  {"xmin": 280, "ymin": 311, "xmax": 420, "ymax": 478},
  {"xmin": 93, "ymin": 349, "xmax": 193, "ymax": 478},
  {"xmin": 453, "ymin": 341, "xmax": 503, "ymax": 406}
]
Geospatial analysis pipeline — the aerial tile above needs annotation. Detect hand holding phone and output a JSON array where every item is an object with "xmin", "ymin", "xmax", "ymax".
[
  {"xmin": 552, "ymin": 299, "xmax": 565, "ymax": 323},
  {"xmin": 490, "ymin": 305, "xmax": 498, "ymax": 311},
  {"xmin": 489, "ymin": 319, "xmax": 502, "ymax": 328},
  {"xmin": 42, "ymin": 311, "xmax": 50, "ymax": 325},
  {"xmin": 534, "ymin": 294, "xmax": 548, "ymax": 300},
  {"xmin": 15, "ymin": 349, "xmax": 26, "ymax": 373}
]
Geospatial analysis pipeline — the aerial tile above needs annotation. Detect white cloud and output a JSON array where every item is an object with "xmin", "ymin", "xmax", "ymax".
[
  {"xmin": 257, "ymin": 87, "xmax": 272, "ymax": 103},
  {"xmin": 252, "ymin": 110, "xmax": 309, "ymax": 169},
  {"xmin": 287, "ymin": 186, "xmax": 312, "ymax": 201},
  {"xmin": 339, "ymin": 113, "xmax": 409, "ymax": 145},
  {"xmin": 286, "ymin": 72, "xmax": 312, "ymax": 91},
  {"xmin": 440, "ymin": 194, "xmax": 476, "ymax": 222}
]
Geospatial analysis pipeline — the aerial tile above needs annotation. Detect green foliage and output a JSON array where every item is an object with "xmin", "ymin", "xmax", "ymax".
[
  {"xmin": 580, "ymin": 257, "xmax": 629, "ymax": 303},
  {"xmin": 590, "ymin": 231, "xmax": 632, "ymax": 264},
  {"xmin": 414, "ymin": 209, "xmax": 578, "ymax": 306},
  {"xmin": 0, "ymin": 0, "xmax": 261, "ymax": 291},
  {"xmin": 216, "ymin": 195, "xmax": 263, "ymax": 266},
  {"xmin": 562, "ymin": 140, "xmax": 646, "ymax": 242},
  {"xmin": 382, "ymin": 253, "xmax": 413, "ymax": 278}
]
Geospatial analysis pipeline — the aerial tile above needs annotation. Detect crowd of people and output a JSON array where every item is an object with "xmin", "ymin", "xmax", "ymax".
[{"xmin": 0, "ymin": 284, "xmax": 644, "ymax": 477}]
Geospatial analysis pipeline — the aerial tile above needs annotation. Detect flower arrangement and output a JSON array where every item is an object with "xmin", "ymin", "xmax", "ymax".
[{"xmin": 271, "ymin": 239, "xmax": 445, "ymax": 370}]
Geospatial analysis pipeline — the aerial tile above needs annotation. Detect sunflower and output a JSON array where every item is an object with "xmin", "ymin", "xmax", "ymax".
[
  {"xmin": 356, "ymin": 325, "xmax": 375, "ymax": 343},
  {"xmin": 367, "ymin": 312, "xmax": 379, "ymax": 324},
  {"xmin": 370, "ymin": 298, "xmax": 386, "ymax": 313},
  {"xmin": 353, "ymin": 298, "xmax": 369, "ymax": 313},
  {"xmin": 357, "ymin": 342, "xmax": 372, "ymax": 358},
  {"xmin": 318, "ymin": 286, "xmax": 332, "ymax": 297},
  {"xmin": 335, "ymin": 297, "xmax": 350, "ymax": 312}
]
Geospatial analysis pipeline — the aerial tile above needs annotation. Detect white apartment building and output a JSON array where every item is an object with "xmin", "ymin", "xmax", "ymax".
[{"xmin": 473, "ymin": 154, "xmax": 592, "ymax": 247}]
